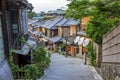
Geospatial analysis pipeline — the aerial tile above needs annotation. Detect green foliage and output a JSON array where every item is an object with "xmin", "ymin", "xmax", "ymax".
[
  {"xmin": 60, "ymin": 43, "xmax": 65, "ymax": 51},
  {"xmin": 28, "ymin": 11, "xmax": 37, "ymax": 19},
  {"xmin": 87, "ymin": 42, "xmax": 96, "ymax": 66},
  {"xmin": 61, "ymin": 51, "xmax": 65, "ymax": 55},
  {"xmin": 9, "ymin": 47, "xmax": 50, "ymax": 79},
  {"xmin": 66, "ymin": 0, "xmax": 120, "ymax": 44},
  {"xmin": 8, "ymin": 49, "xmax": 20, "ymax": 70},
  {"xmin": 33, "ymin": 47, "xmax": 47, "ymax": 62},
  {"xmin": 19, "ymin": 36, "xmax": 26, "ymax": 44},
  {"xmin": 33, "ymin": 47, "xmax": 51, "ymax": 68},
  {"xmin": 23, "ymin": 64, "xmax": 41, "ymax": 80},
  {"xmin": 86, "ymin": 15, "xmax": 119, "ymax": 44}
]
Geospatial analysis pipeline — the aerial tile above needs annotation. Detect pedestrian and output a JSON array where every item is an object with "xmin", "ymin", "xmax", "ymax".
[{"xmin": 58, "ymin": 46, "xmax": 61, "ymax": 54}]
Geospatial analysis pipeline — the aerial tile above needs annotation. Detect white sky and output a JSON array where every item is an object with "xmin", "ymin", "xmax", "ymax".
[{"xmin": 28, "ymin": 0, "xmax": 70, "ymax": 13}]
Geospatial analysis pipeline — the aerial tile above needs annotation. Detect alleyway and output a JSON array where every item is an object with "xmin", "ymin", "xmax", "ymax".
[{"xmin": 43, "ymin": 53, "xmax": 102, "ymax": 80}]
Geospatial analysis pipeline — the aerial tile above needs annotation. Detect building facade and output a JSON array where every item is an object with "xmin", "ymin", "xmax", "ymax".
[{"xmin": 0, "ymin": 0, "xmax": 32, "ymax": 79}]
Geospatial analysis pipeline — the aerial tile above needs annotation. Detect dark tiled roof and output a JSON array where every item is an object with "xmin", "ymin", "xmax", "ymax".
[
  {"xmin": 56, "ymin": 18, "xmax": 68, "ymax": 26},
  {"xmin": 49, "ymin": 36, "xmax": 63, "ymax": 43},
  {"xmin": 28, "ymin": 20, "xmax": 38, "ymax": 25},
  {"xmin": 41, "ymin": 16, "xmax": 64, "ymax": 29},
  {"xmin": 62, "ymin": 18, "xmax": 80, "ymax": 26},
  {"xmin": 56, "ymin": 18, "xmax": 80, "ymax": 27},
  {"xmin": 34, "ymin": 17, "xmax": 80, "ymax": 29}
]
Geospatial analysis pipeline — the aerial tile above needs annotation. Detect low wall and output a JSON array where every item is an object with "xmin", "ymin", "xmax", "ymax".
[{"xmin": 101, "ymin": 23, "xmax": 120, "ymax": 80}]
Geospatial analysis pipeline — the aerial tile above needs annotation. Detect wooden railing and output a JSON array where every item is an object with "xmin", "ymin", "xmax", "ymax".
[{"xmin": 12, "ymin": 70, "xmax": 32, "ymax": 80}]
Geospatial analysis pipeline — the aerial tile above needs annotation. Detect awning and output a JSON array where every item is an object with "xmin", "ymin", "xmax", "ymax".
[
  {"xmin": 12, "ymin": 39, "xmax": 36, "ymax": 55},
  {"xmin": 77, "ymin": 31, "xmax": 86, "ymax": 36},
  {"xmin": 49, "ymin": 36, "xmax": 63, "ymax": 43},
  {"xmin": 63, "ymin": 40, "xmax": 72, "ymax": 45}
]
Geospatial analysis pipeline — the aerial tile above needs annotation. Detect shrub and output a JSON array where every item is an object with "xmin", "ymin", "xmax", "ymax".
[
  {"xmin": 61, "ymin": 43, "xmax": 65, "ymax": 51},
  {"xmin": 61, "ymin": 51, "xmax": 65, "ymax": 55},
  {"xmin": 87, "ymin": 42, "xmax": 96, "ymax": 66},
  {"xmin": 9, "ymin": 47, "xmax": 51, "ymax": 79}
]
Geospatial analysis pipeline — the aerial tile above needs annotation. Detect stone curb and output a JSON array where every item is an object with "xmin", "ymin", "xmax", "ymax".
[{"xmin": 88, "ymin": 66, "xmax": 103, "ymax": 80}]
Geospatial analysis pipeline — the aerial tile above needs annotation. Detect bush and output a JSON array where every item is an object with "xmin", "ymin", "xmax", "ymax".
[
  {"xmin": 23, "ymin": 64, "xmax": 40, "ymax": 79},
  {"xmin": 61, "ymin": 51, "xmax": 65, "ymax": 55},
  {"xmin": 61, "ymin": 43, "xmax": 65, "ymax": 51},
  {"xmin": 9, "ymin": 47, "xmax": 51, "ymax": 79},
  {"xmin": 87, "ymin": 42, "xmax": 96, "ymax": 66},
  {"xmin": 33, "ymin": 47, "xmax": 51, "ymax": 68}
]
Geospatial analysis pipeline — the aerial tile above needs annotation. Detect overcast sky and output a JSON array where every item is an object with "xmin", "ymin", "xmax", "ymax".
[{"xmin": 28, "ymin": 0, "xmax": 70, "ymax": 13}]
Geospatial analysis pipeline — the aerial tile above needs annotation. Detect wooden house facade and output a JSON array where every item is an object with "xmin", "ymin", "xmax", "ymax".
[
  {"xmin": 57, "ymin": 18, "xmax": 80, "ymax": 37},
  {"xmin": 56, "ymin": 18, "xmax": 80, "ymax": 56},
  {"xmin": 81, "ymin": 16, "xmax": 91, "ymax": 31},
  {"xmin": 28, "ymin": 16, "xmax": 80, "ymax": 56},
  {"xmin": 0, "ymin": 0, "xmax": 33, "ymax": 79},
  {"xmin": 0, "ymin": 1, "xmax": 14, "ymax": 79},
  {"xmin": 41, "ymin": 17, "xmax": 63, "ymax": 38}
]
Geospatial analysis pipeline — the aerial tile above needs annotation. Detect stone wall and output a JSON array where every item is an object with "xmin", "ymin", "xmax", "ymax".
[
  {"xmin": 100, "ymin": 23, "xmax": 120, "ymax": 80},
  {"xmin": 97, "ymin": 63, "xmax": 120, "ymax": 80}
]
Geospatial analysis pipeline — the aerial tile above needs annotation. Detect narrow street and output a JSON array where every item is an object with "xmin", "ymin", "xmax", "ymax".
[{"xmin": 43, "ymin": 53, "xmax": 102, "ymax": 80}]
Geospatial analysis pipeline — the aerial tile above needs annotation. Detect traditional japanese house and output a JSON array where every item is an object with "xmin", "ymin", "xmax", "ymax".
[
  {"xmin": 41, "ymin": 16, "xmax": 63, "ymax": 38},
  {"xmin": 28, "ymin": 19, "xmax": 38, "ymax": 30},
  {"xmin": 0, "ymin": 0, "xmax": 33, "ymax": 79},
  {"xmin": 28, "ymin": 20, "xmax": 43, "ymax": 41},
  {"xmin": 7, "ymin": 0, "xmax": 34, "ymax": 67},
  {"xmin": 43, "ymin": 9, "xmax": 65, "ymax": 19},
  {"xmin": 57, "ymin": 18, "xmax": 80, "ymax": 56},
  {"xmin": 0, "ymin": 1, "xmax": 13, "ymax": 79},
  {"xmin": 57, "ymin": 18, "xmax": 80, "ymax": 37},
  {"xmin": 48, "ymin": 36, "xmax": 63, "ymax": 51}
]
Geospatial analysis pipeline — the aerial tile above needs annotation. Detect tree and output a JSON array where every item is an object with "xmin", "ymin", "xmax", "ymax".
[
  {"xmin": 66, "ymin": 0, "xmax": 120, "ymax": 65},
  {"xmin": 28, "ymin": 11, "xmax": 37, "ymax": 19},
  {"xmin": 66, "ymin": 0, "xmax": 120, "ymax": 44}
]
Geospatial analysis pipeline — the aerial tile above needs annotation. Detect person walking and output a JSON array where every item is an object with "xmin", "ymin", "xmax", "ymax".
[{"xmin": 58, "ymin": 45, "xmax": 61, "ymax": 54}]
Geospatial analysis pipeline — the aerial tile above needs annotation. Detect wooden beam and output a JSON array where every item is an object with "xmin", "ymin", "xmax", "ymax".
[{"xmin": 1, "ymin": 0, "xmax": 10, "ymax": 58}]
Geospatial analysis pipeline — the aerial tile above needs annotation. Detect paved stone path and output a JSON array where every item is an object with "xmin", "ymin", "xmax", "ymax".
[{"xmin": 43, "ymin": 53, "xmax": 102, "ymax": 80}]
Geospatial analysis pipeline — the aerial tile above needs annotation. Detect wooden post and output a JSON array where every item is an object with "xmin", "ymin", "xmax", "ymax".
[
  {"xmin": 84, "ymin": 52, "xmax": 87, "ymax": 65},
  {"xmin": 1, "ymin": 0, "xmax": 10, "ymax": 58},
  {"xmin": 83, "ymin": 47, "xmax": 87, "ymax": 65},
  {"xmin": 65, "ymin": 37, "xmax": 68, "ymax": 57}
]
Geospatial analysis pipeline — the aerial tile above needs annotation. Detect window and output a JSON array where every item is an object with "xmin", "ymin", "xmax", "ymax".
[{"xmin": 0, "ymin": 16, "xmax": 5, "ymax": 63}]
